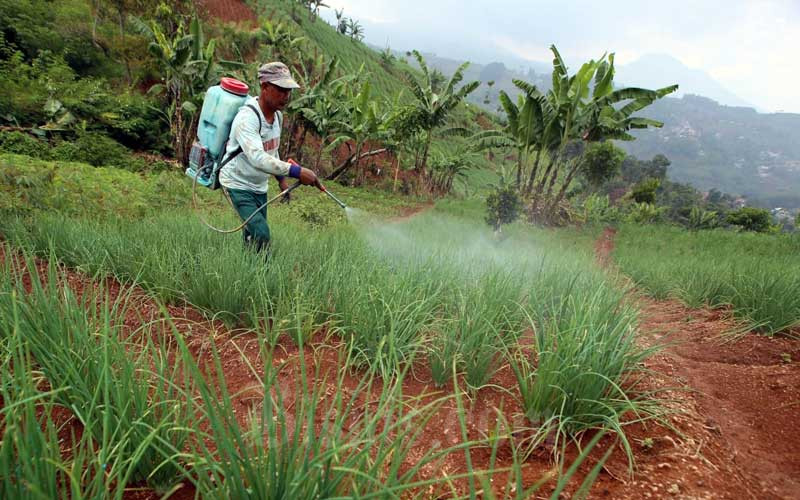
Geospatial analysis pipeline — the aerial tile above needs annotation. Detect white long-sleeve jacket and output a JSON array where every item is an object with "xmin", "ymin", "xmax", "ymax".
[{"xmin": 218, "ymin": 96, "xmax": 292, "ymax": 193}]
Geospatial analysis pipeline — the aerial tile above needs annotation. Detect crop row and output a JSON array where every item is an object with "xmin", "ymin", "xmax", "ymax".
[
  {"xmin": 0, "ymin": 250, "xmax": 614, "ymax": 497},
  {"xmin": 613, "ymin": 224, "xmax": 800, "ymax": 335}
]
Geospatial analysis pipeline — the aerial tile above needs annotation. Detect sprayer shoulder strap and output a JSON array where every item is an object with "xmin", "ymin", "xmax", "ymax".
[{"xmin": 219, "ymin": 104, "xmax": 263, "ymax": 168}]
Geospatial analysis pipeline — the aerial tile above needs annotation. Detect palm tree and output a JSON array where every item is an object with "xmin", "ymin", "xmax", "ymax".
[
  {"xmin": 542, "ymin": 50, "xmax": 677, "ymax": 218},
  {"xmin": 307, "ymin": 0, "xmax": 328, "ymax": 22},
  {"xmin": 334, "ymin": 9, "xmax": 347, "ymax": 34},
  {"xmin": 379, "ymin": 45, "xmax": 395, "ymax": 71},
  {"xmin": 403, "ymin": 50, "xmax": 479, "ymax": 181}
]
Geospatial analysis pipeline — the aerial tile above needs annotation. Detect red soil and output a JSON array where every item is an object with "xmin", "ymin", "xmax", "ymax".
[
  {"xmin": 2, "ymin": 226, "xmax": 799, "ymax": 498},
  {"xmin": 195, "ymin": 0, "xmax": 258, "ymax": 26}
]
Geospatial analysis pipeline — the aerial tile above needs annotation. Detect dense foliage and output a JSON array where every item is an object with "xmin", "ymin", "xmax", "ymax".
[
  {"xmin": 485, "ymin": 179, "xmax": 522, "ymax": 231},
  {"xmin": 726, "ymin": 206, "xmax": 774, "ymax": 233}
]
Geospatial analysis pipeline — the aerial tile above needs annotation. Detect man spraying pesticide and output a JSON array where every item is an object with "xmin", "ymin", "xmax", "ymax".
[{"xmin": 187, "ymin": 62, "xmax": 347, "ymax": 253}]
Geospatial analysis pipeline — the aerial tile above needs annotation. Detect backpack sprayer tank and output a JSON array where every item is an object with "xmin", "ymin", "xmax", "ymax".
[{"xmin": 185, "ymin": 77, "xmax": 250, "ymax": 188}]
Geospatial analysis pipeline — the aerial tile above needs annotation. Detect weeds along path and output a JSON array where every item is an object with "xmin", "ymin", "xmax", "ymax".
[{"xmin": 597, "ymin": 227, "xmax": 800, "ymax": 499}]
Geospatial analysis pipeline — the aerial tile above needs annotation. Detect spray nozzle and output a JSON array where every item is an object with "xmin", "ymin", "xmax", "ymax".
[{"xmin": 322, "ymin": 187, "xmax": 347, "ymax": 209}]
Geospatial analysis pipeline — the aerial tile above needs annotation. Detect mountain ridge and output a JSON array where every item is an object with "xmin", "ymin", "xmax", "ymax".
[{"xmin": 615, "ymin": 53, "xmax": 755, "ymax": 109}]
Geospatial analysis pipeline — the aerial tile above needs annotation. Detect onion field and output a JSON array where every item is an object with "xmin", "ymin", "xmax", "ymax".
[{"xmin": 0, "ymin": 204, "xmax": 651, "ymax": 497}]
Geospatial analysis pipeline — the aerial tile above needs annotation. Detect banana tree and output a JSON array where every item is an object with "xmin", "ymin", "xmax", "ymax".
[
  {"xmin": 260, "ymin": 19, "xmax": 306, "ymax": 64},
  {"xmin": 429, "ymin": 149, "xmax": 477, "ymax": 195},
  {"xmin": 470, "ymin": 82, "xmax": 559, "ymax": 196},
  {"xmin": 281, "ymin": 56, "xmax": 341, "ymax": 162},
  {"xmin": 516, "ymin": 46, "xmax": 677, "ymax": 222},
  {"xmin": 291, "ymin": 62, "xmax": 357, "ymax": 173},
  {"xmin": 346, "ymin": 18, "xmax": 364, "ymax": 42},
  {"xmin": 533, "ymin": 48, "xmax": 599, "ymax": 210},
  {"xmin": 307, "ymin": 0, "xmax": 329, "ymax": 21},
  {"xmin": 132, "ymin": 16, "xmax": 241, "ymax": 164},
  {"xmin": 325, "ymin": 79, "xmax": 384, "ymax": 182},
  {"xmin": 404, "ymin": 50, "xmax": 479, "ymax": 181},
  {"xmin": 543, "ymin": 54, "xmax": 678, "ymax": 218}
]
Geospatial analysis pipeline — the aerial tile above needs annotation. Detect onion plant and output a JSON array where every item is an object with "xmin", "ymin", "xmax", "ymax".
[
  {"xmin": 2, "ymin": 205, "xmax": 659, "ymax": 456},
  {"xmin": 615, "ymin": 224, "xmax": 800, "ymax": 335},
  {"xmin": 510, "ymin": 283, "xmax": 660, "ymax": 469},
  {"xmin": 0, "ymin": 250, "xmax": 193, "ymax": 494},
  {"xmin": 0, "ymin": 312, "xmax": 64, "ymax": 500},
  {"xmin": 172, "ymin": 315, "xmax": 457, "ymax": 498}
]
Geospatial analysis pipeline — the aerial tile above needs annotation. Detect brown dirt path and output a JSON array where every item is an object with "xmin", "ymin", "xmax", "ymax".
[{"xmin": 595, "ymin": 227, "xmax": 800, "ymax": 499}]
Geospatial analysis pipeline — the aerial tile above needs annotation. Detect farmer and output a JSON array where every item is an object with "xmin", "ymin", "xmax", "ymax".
[{"xmin": 219, "ymin": 61, "xmax": 319, "ymax": 253}]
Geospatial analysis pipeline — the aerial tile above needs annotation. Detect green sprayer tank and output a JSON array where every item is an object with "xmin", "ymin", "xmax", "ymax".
[{"xmin": 185, "ymin": 77, "xmax": 250, "ymax": 187}]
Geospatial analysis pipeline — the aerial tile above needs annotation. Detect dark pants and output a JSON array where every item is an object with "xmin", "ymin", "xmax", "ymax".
[{"xmin": 225, "ymin": 188, "xmax": 271, "ymax": 254}]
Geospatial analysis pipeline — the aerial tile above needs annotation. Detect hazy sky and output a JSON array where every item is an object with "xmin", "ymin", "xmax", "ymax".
[{"xmin": 321, "ymin": 0, "xmax": 799, "ymax": 113}]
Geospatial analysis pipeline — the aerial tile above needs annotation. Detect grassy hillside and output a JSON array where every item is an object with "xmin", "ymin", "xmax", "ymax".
[{"xmin": 249, "ymin": 0, "xmax": 413, "ymax": 99}]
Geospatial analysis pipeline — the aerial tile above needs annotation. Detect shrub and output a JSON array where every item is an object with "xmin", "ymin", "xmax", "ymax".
[
  {"xmin": 105, "ymin": 93, "xmax": 171, "ymax": 154},
  {"xmin": 726, "ymin": 207, "xmax": 772, "ymax": 233},
  {"xmin": 0, "ymin": 131, "xmax": 49, "ymax": 158},
  {"xmin": 625, "ymin": 202, "xmax": 665, "ymax": 224},
  {"xmin": 581, "ymin": 141, "xmax": 626, "ymax": 189},
  {"xmin": 687, "ymin": 206, "xmax": 719, "ymax": 230},
  {"xmin": 580, "ymin": 194, "xmax": 620, "ymax": 224},
  {"xmin": 485, "ymin": 184, "xmax": 522, "ymax": 231},
  {"xmin": 49, "ymin": 132, "xmax": 170, "ymax": 172},
  {"xmin": 631, "ymin": 178, "xmax": 660, "ymax": 204},
  {"xmin": 51, "ymin": 132, "xmax": 130, "ymax": 167},
  {"xmin": 289, "ymin": 192, "xmax": 346, "ymax": 227}
]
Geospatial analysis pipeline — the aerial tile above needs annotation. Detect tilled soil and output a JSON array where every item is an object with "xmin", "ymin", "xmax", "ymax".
[
  {"xmin": 2, "ymin": 229, "xmax": 799, "ymax": 498},
  {"xmin": 594, "ymin": 227, "xmax": 800, "ymax": 499}
]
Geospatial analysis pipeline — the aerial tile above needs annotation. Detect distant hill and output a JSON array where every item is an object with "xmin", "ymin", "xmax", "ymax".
[
  {"xmin": 420, "ymin": 50, "xmax": 756, "ymax": 110},
  {"xmin": 212, "ymin": 7, "xmax": 797, "ymax": 209},
  {"xmin": 622, "ymin": 95, "xmax": 800, "ymax": 209},
  {"xmin": 616, "ymin": 54, "xmax": 754, "ymax": 109}
]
